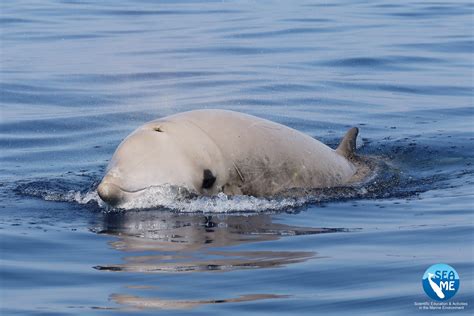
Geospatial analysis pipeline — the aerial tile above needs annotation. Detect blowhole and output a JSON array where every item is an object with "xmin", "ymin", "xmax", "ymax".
[{"xmin": 154, "ymin": 127, "xmax": 163, "ymax": 132}]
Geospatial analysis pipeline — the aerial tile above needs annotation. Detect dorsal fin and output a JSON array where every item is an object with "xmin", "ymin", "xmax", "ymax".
[{"xmin": 336, "ymin": 127, "xmax": 359, "ymax": 159}]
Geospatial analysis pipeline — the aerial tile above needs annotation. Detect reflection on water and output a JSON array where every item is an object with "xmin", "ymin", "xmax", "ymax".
[
  {"xmin": 111, "ymin": 293, "xmax": 289, "ymax": 311},
  {"xmin": 93, "ymin": 210, "xmax": 345, "ymax": 272},
  {"xmin": 93, "ymin": 210, "xmax": 346, "ymax": 309},
  {"xmin": 96, "ymin": 250, "xmax": 315, "ymax": 273},
  {"xmin": 96, "ymin": 211, "xmax": 346, "ymax": 250}
]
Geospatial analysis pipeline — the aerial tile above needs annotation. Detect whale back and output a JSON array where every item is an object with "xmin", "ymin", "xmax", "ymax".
[{"xmin": 163, "ymin": 110, "xmax": 357, "ymax": 196}]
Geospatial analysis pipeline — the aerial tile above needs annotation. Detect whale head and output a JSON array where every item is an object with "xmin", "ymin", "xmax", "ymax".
[{"xmin": 97, "ymin": 119, "xmax": 226, "ymax": 207}]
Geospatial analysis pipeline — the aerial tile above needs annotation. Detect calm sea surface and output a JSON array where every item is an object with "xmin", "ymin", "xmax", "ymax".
[{"xmin": 1, "ymin": 0, "xmax": 473, "ymax": 315}]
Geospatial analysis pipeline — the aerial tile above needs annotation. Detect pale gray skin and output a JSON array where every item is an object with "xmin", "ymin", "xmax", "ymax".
[{"xmin": 98, "ymin": 109, "xmax": 362, "ymax": 206}]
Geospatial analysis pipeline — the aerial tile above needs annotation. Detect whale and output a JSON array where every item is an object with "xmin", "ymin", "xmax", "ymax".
[{"xmin": 97, "ymin": 109, "xmax": 370, "ymax": 207}]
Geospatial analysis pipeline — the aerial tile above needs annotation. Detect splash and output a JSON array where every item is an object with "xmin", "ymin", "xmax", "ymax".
[
  {"xmin": 14, "ymin": 180, "xmax": 307, "ymax": 213},
  {"xmin": 15, "ymin": 180, "xmax": 103, "ymax": 206},
  {"xmin": 118, "ymin": 186, "xmax": 307, "ymax": 213}
]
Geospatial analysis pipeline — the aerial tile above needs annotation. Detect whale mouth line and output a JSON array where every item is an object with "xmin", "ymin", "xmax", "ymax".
[
  {"xmin": 115, "ymin": 186, "xmax": 148, "ymax": 194},
  {"xmin": 100, "ymin": 184, "xmax": 156, "ymax": 196},
  {"xmin": 101, "ymin": 184, "xmax": 188, "ymax": 195}
]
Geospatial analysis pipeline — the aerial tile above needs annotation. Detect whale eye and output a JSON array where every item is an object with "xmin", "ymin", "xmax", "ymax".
[
  {"xmin": 154, "ymin": 127, "xmax": 163, "ymax": 132},
  {"xmin": 202, "ymin": 169, "xmax": 216, "ymax": 189}
]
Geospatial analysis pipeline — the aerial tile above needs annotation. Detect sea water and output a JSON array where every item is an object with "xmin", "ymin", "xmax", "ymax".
[{"xmin": 1, "ymin": 0, "xmax": 473, "ymax": 315}]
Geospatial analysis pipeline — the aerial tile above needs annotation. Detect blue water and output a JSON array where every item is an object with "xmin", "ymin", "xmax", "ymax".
[{"xmin": 1, "ymin": 0, "xmax": 473, "ymax": 315}]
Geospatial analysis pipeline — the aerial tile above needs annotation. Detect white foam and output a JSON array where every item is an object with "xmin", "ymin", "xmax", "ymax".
[
  {"xmin": 117, "ymin": 186, "xmax": 307, "ymax": 213},
  {"xmin": 39, "ymin": 189, "xmax": 103, "ymax": 206}
]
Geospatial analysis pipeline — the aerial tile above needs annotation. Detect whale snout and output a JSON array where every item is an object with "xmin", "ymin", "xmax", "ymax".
[{"xmin": 97, "ymin": 181, "xmax": 124, "ymax": 207}]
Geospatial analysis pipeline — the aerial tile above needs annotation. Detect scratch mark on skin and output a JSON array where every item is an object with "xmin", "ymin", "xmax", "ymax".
[{"xmin": 233, "ymin": 162, "xmax": 245, "ymax": 183}]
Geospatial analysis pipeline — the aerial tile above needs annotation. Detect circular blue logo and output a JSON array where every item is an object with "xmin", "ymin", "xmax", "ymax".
[{"xmin": 422, "ymin": 264, "xmax": 460, "ymax": 301}]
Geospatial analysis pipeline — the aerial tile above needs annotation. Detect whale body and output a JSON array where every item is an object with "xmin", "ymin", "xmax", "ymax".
[{"xmin": 98, "ymin": 109, "xmax": 367, "ymax": 206}]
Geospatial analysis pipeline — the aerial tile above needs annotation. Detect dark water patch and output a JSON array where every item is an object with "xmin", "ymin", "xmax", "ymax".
[
  {"xmin": 326, "ymin": 81, "xmax": 473, "ymax": 96},
  {"xmin": 64, "ymin": 71, "xmax": 219, "ymax": 84},
  {"xmin": 371, "ymin": 4, "xmax": 404, "ymax": 9},
  {"xmin": 396, "ymin": 40, "xmax": 474, "ymax": 54},
  {"xmin": 0, "ymin": 111, "xmax": 147, "ymax": 134},
  {"xmin": 160, "ymin": 46, "xmax": 317, "ymax": 56},
  {"xmin": 6, "ymin": 33, "xmax": 106, "ymax": 42},
  {"xmin": 94, "ymin": 8, "xmax": 243, "ymax": 17},
  {"xmin": 99, "ymin": 29, "xmax": 150, "ymax": 36},
  {"xmin": 317, "ymin": 55, "xmax": 444, "ymax": 71},
  {"xmin": 0, "ymin": 17, "xmax": 39, "ymax": 25},
  {"xmin": 219, "ymin": 98, "xmax": 283, "ymax": 107},
  {"xmin": 1, "ymin": 82, "xmax": 82, "ymax": 93},
  {"xmin": 281, "ymin": 97, "xmax": 381, "ymax": 111},
  {"xmin": 322, "ymin": 57, "xmax": 395, "ymax": 68},
  {"xmin": 177, "ymin": 78, "xmax": 262, "ymax": 90},
  {"xmin": 0, "ymin": 132, "xmax": 101, "ymax": 150},
  {"xmin": 229, "ymin": 27, "xmax": 340, "ymax": 39},
  {"xmin": 244, "ymin": 83, "xmax": 316, "ymax": 94},
  {"xmin": 0, "ymin": 86, "xmax": 118, "ymax": 107},
  {"xmin": 0, "ymin": 263, "xmax": 95, "ymax": 288},
  {"xmin": 281, "ymin": 18, "xmax": 333, "ymax": 23},
  {"xmin": 302, "ymin": 2, "xmax": 342, "ymax": 8},
  {"xmin": 385, "ymin": 3, "xmax": 473, "ymax": 19}
]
